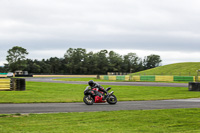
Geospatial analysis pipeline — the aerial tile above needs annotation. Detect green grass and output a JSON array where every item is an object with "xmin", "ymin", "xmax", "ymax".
[
  {"xmin": 53, "ymin": 77, "xmax": 190, "ymax": 83},
  {"xmin": 1, "ymin": 81, "xmax": 200, "ymax": 132},
  {"xmin": 0, "ymin": 109, "xmax": 200, "ymax": 133},
  {"xmin": 53, "ymin": 77, "xmax": 132, "ymax": 82},
  {"xmin": 131, "ymin": 62, "xmax": 200, "ymax": 76},
  {"xmin": 0, "ymin": 82, "xmax": 200, "ymax": 103},
  {"xmin": 53, "ymin": 77, "xmax": 107, "ymax": 82}
]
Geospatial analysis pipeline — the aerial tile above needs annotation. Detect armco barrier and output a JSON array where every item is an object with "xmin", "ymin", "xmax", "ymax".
[
  {"xmin": 104, "ymin": 75, "xmax": 109, "ymax": 80},
  {"xmin": 109, "ymin": 76, "xmax": 116, "ymax": 80},
  {"xmin": 0, "ymin": 78, "xmax": 26, "ymax": 91},
  {"xmin": 155, "ymin": 76, "xmax": 173, "ymax": 82},
  {"xmin": 0, "ymin": 78, "xmax": 11, "ymax": 90},
  {"xmin": 116, "ymin": 75, "xmax": 125, "ymax": 80},
  {"xmin": 100, "ymin": 75, "xmax": 104, "ymax": 80},
  {"xmin": 131, "ymin": 76, "xmax": 140, "ymax": 81},
  {"xmin": 99, "ymin": 75, "xmax": 196, "ymax": 82},
  {"xmin": 174, "ymin": 76, "xmax": 194, "ymax": 82},
  {"xmin": 140, "ymin": 76, "xmax": 155, "ymax": 81},
  {"xmin": 116, "ymin": 76, "xmax": 129, "ymax": 81},
  {"xmin": 125, "ymin": 76, "xmax": 130, "ymax": 81},
  {"xmin": 129, "ymin": 76, "xmax": 140, "ymax": 81}
]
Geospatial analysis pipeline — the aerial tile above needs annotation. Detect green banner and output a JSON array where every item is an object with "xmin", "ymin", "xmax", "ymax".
[
  {"xmin": 140, "ymin": 76, "xmax": 155, "ymax": 81},
  {"xmin": 116, "ymin": 76, "xmax": 125, "ymax": 80},
  {"xmin": 173, "ymin": 76, "xmax": 194, "ymax": 81}
]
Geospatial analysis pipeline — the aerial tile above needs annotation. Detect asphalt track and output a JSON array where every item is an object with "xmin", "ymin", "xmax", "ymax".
[
  {"xmin": 1, "ymin": 77, "xmax": 199, "ymax": 114},
  {"xmin": 1, "ymin": 99, "xmax": 200, "ymax": 114}
]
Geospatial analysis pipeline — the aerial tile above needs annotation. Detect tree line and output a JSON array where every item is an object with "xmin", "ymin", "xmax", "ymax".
[{"xmin": 0, "ymin": 46, "xmax": 162, "ymax": 74}]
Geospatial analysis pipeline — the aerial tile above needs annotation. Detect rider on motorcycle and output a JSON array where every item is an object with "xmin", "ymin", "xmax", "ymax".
[{"xmin": 88, "ymin": 80, "xmax": 108, "ymax": 99}]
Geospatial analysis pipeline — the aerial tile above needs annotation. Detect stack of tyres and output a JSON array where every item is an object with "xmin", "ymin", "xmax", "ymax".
[
  {"xmin": 188, "ymin": 82, "xmax": 200, "ymax": 91},
  {"xmin": 17, "ymin": 78, "xmax": 25, "ymax": 91},
  {"xmin": 10, "ymin": 78, "xmax": 16, "ymax": 90},
  {"xmin": 0, "ymin": 78, "xmax": 10, "ymax": 91},
  {"xmin": 10, "ymin": 78, "xmax": 26, "ymax": 91}
]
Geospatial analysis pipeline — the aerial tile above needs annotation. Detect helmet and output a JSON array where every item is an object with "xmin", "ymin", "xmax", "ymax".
[{"xmin": 88, "ymin": 80, "xmax": 94, "ymax": 87}]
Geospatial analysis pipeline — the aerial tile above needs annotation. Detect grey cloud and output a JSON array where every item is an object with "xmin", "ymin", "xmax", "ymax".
[{"xmin": 1, "ymin": 0, "xmax": 200, "ymax": 65}]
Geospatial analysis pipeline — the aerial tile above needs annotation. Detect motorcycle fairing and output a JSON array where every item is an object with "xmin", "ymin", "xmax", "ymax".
[{"xmin": 95, "ymin": 95, "xmax": 106, "ymax": 103}]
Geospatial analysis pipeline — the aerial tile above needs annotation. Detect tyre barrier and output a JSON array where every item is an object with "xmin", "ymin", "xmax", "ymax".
[
  {"xmin": 0, "ymin": 78, "xmax": 10, "ymax": 91},
  {"xmin": 0, "ymin": 78, "xmax": 26, "ymax": 91},
  {"xmin": 100, "ymin": 75, "xmax": 196, "ymax": 82},
  {"xmin": 188, "ymin": 82, "xmax": 200, "ymax": 91}
]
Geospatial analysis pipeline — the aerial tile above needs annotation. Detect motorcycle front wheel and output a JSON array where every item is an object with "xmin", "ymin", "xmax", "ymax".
[
  {"xmin": 83, "ymin": 95, "xmax": 94, "ymax": 105},
  {"xmin": 107, "ymin": 95, "xmax": 117, "ymax": 104}
]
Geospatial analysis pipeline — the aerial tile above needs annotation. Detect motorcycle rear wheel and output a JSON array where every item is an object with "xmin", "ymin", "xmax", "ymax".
[
  {"xmin": 107, "ymin": 95, "xmax": 117, "ymax": 104},
  {"xmin": 83, "ymin": 95, "xmax": 94, "ymax": 105}
]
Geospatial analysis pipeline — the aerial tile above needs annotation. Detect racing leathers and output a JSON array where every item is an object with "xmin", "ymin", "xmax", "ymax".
[{"xmin": 89, "ymin": 82, "xmax": 108, "ymax": 99}]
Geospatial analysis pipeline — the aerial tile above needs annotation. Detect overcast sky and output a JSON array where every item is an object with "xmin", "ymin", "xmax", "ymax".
[{"xmin": 1, "ymin": 0, "xmax": 200, "ymax": 66}]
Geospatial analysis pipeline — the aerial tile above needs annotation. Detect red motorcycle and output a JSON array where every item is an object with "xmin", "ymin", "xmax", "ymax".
[{"xmin": 83, "ymin": 86, "xmax": 117, "ymax": 105}]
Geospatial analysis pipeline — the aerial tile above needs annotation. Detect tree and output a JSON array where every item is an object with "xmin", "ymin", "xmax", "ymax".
[
  {"xmin": 123, "ymin": 53, "xmax": 142, "ymax": 73},
  {"xmin": 108, "ymin": 51, "xmax": 122, "ymax": 72},
  {"xmin": 64, "ymin": 48, "xmax": 87, "ymax": 74},
  {"xmin": 11, "ymin": 47, "xmax": 162, "ymax": 74},
  {"xmin": 49, "ymin": 57, "xmax": 61, "ymax": 73},
  {"xmin": 6, "ymin": 46, "xmax": 29, "ymax": 71},
  {"xmin": 0, "ymin": 66, "xmax": 7, "ymax": 73},
  {"xmin": 96, "ymin": 50, "xmax": 109, "ymax": 74},
  {"xmin": 39, "ymin": 59, "xmax": 51, "ymax": 73},
  {"xmin": 143, "ymin": 54, "xmax": 162, "ymax": 69}
]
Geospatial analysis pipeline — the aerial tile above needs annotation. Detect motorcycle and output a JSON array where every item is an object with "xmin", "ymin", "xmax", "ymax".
[{"xmin": 83, "ymin": 86, "xmax": 117, "ymax": 105}]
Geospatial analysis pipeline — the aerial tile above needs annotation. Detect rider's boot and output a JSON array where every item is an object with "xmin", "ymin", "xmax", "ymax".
[{"xmin": 103, "ymin": 94, "xmax": 109, "ymax": 102}]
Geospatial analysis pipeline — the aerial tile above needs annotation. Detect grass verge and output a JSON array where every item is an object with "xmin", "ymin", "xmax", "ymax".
[
  {"xmin": 131, "ymin": 62, "xmax": 200, "ymax": 76},
  {"xmin": 53, "ymin": 77, "xmax": 115, "ymax": 82},
  {"xmin": 0, "ymin": 109, "xmax": 200, "ymax": 133},
  {"xmin": 53, "ymin": 77, "xmax": 189, "ymax": 83},
  {"xmin": 0, "ymin": 82, "xmax": 199, "ymax": 103}
]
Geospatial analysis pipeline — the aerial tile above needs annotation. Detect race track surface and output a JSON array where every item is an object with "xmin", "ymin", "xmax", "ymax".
[
  {"xmin": 0, "ymin": 99, "xmax": 200, "ymax": 114},
  {"xmin": 1, "ymin": 77, "xmax": 197, "ymax": 114}
]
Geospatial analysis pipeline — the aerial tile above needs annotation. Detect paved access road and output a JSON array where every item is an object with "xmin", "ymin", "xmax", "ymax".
[
  {"xmin": 0, "ymin": 99, "xmax": 200, "ymax": 114},
  {"xmin": 25, "ymin": 77, "xmax": 188, "ymax": 87}
]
